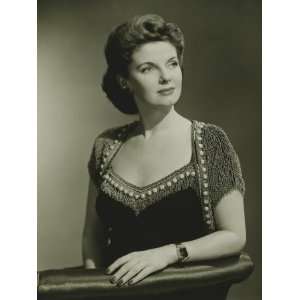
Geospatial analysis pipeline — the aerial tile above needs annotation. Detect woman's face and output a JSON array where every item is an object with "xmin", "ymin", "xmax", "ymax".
[{"xmin": 125, "ymin": 41, "xmax": 182, "ymax": 109}]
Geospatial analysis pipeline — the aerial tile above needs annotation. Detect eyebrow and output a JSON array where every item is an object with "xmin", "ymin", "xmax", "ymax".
[{"xmin": 136, "ymin": 56, "xmax": 178, "ymax": 69}]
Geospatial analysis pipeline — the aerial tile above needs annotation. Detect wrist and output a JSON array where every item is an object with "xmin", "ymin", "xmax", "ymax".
[{"xmin": 161, "ymin": 244, "xmax": 178, "ymax": 265}]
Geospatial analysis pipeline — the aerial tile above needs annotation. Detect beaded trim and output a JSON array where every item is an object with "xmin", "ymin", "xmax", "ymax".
[
  {"xmin": 94, "ymin": 120, "xmax": 215, "ymax": 231},
  {"xmin": 101, "ymin": 164, "xmax": 197, "ymax": 215},
  {"xmin": 193, "ymin": 121, "xmax": 215, "ymax": 231}
]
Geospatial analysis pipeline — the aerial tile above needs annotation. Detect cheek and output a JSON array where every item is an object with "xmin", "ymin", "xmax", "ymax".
[
  {"xmin": 175, "ymin": 72, "xmax": 183, "ymax": 95},
  {"xmin": 174, "ymin": 69, "xmax": 183, "ymax": 84},
  {"xmin": 135, "ymin": 78, "xmax": 157, "ymax": 95}
]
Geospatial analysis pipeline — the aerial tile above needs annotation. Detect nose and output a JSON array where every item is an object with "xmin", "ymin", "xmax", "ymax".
[{"xmin": 158, "ymin": 68, "xmax": 171, "ymax": 84}]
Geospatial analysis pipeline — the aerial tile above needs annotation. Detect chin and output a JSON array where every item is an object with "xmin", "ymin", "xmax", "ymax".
[
  {"xmin": 152, "ymin": 98, "xmax": 179, "ymax": 107},
  {"xmin": 138, "ymin": 93, "xmax": 181, "ymax": 108},
  {"xmin": 156, "ymin": 93, "xmax": 181, "ymax": 106}
]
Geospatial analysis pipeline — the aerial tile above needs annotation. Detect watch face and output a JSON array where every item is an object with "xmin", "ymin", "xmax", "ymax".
[{"xmin": 179, "ymin": 246, "xmax": 188, "ymax": 258}]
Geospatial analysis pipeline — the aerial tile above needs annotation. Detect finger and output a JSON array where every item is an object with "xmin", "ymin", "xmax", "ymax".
[
  {"xmin": 111, "ymin": 260, "xmax": 139, "ymax": 283},
  {"xmin": 117, "ymin": 263, "xmax": 144, "ymax": 286},
  {"xmin": 128, "ymin": 266, "xmax": 155, "ymax": 285},
  {"xmin": 107, "ymin": 253, "xmax": 133, "ymax": 274},
  {"xmin": 111, "ymin": 262, "xmax": 133, "ymax": 284}
]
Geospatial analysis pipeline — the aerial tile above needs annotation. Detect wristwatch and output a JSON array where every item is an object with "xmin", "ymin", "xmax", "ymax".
[{"xmin": 175, "ymin": 243, "xmax": 189, "ymax": 263}]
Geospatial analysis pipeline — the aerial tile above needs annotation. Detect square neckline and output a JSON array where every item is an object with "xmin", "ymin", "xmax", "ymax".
[{"xmin": 107, "ymin": 120, "xmax": 197, "ymax": 190}]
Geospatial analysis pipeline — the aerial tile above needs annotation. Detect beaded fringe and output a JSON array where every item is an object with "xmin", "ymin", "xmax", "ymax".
[{"xmin": 101, "ymin": 165, "xmax": 197, "ymax": 216}]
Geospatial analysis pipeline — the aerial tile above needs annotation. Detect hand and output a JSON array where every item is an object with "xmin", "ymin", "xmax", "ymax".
[{"xmin": 106, "ymin": 244, "xmax": 177, "ymax": 287}]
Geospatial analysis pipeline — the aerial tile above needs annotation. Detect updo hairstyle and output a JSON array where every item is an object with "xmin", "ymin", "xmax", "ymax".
[{"xmin": 101, "ymin": 14, "xmax": 185, "ymax": 114}]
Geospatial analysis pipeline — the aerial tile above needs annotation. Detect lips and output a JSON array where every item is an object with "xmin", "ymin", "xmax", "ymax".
[{"xmin": 157, "ymin": 87, "xmax": 175, "ymax": 95}]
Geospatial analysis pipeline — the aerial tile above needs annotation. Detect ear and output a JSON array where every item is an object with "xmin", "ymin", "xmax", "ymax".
[{"xmin": 116, "ymin": 75, "xmax": 128, "ymax": 90}]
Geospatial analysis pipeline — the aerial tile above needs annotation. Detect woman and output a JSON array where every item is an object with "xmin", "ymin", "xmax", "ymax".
[{"xmin": 82, "ymin": 14, "xmax": 246, "ymax": 288}]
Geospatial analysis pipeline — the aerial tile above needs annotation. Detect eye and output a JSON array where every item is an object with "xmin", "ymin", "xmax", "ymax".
[
  {"xmin": 168, "ymin": 61, "xmax": 179, "ymax": 68},
  {"xmin": 140, "ymin": 66, "xmax": 153, "ymax": 73}
]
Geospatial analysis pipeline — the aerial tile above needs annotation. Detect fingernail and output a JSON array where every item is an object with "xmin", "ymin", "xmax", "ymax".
[
  {"xmin": 110, "ymin": 276, "xmax": 116, "ymax": 284},
  {"xmin": 117, "ymin": 280, "xmax": 123, "ymax": 287}
]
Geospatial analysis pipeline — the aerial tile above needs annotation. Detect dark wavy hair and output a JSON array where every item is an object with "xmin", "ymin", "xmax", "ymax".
[{"xmin": 101, "ymin": 14, "xmax": 185, "ymax": 115}]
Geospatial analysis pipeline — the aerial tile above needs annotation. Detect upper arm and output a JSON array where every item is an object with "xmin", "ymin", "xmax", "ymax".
[
  {"xmin": 205, "ymin": 124, "xmax": 245, "ymax": 207},
  {"xmin": 214, "ymin": 189, "xmax": 246, "ymax": 246},
  {"xmin": 82, "ymin": 179, "xmax": 105, "ymax": 241},
  {"xmin": 82, "ymin": 180, "xmax": 107, "ymax": 268},
  {"xmin": 85, "ymin": 132, "xmax": 106, "ymax": 237}
]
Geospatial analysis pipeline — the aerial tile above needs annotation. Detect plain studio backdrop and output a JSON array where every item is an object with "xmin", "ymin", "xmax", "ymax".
[{"xmin": 37, "ymin": 1, "xmax": 261, "ymax": 299}]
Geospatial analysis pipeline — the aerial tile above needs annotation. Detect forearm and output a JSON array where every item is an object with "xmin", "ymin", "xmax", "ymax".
[
  {"xmin": 183, "ymin": 230, "xmax": 245, "ymax": 262},
  {"xmin": 163, "ymin": 230, "xmax": 245, "ymax": 265}
]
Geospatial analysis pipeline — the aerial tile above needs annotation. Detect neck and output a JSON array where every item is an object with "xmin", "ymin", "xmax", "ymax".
[{"xmin": 136, "ymin": 105, "xmax": 185, "ymax": 139}]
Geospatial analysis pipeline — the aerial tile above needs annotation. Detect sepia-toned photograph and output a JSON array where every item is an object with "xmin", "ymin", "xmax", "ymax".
[{"xmin": 37, "ymin": 1, "xmax": 261, "ymax": 299}]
